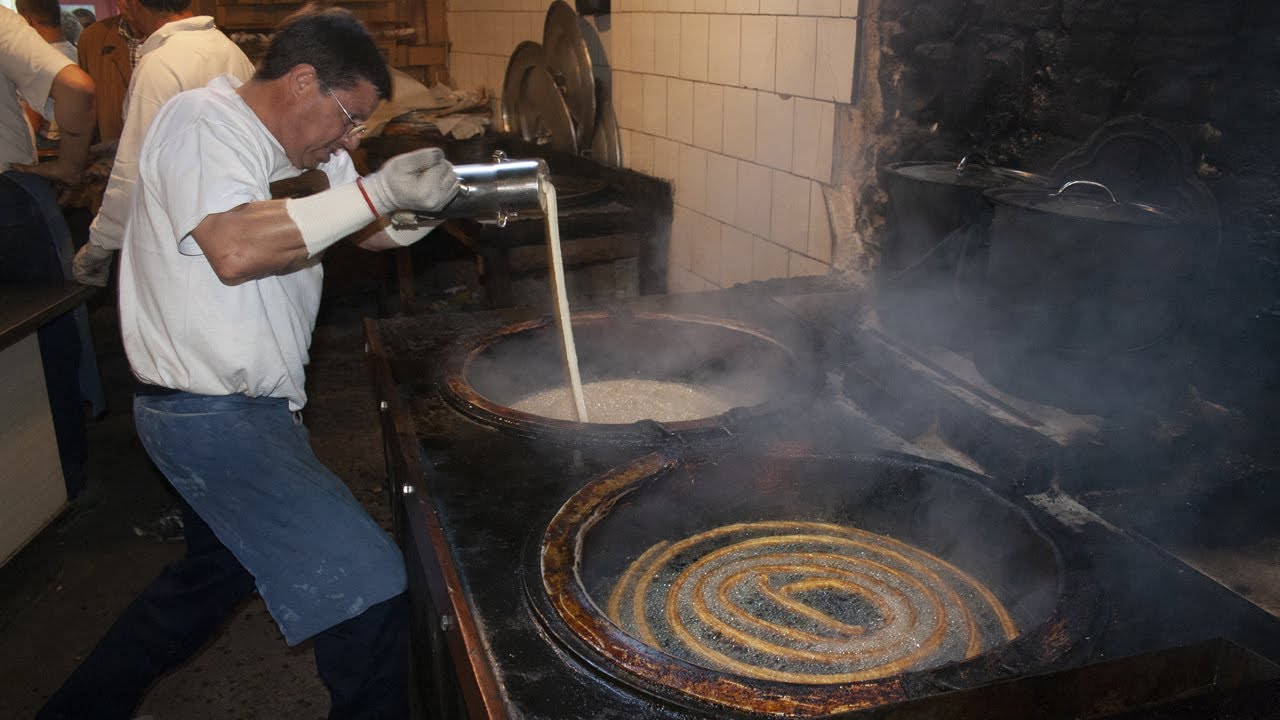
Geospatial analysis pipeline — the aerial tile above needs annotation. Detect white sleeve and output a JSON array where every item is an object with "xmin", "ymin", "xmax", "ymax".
[
  {"xmin": 90, "ymin": 57, "xmax": 176, "ymax": 251},
  {"xmin": 141, "ymin": 106, "xmax": 267, "ymax": 245},
  {"xmin": 0, "ymin": 9, "xmax": 75, "ymax": 110}
]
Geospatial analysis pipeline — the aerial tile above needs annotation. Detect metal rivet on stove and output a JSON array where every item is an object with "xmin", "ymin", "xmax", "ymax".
[{"xmin": 379, "ymin": 400, "xmax": 388, "ymax": 411}]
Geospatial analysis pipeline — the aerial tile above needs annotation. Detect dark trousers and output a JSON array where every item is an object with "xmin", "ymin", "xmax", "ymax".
[
  {"xmin": 0, "ymin": 172, "xmax": 85, "ymax": 497},
  {"xmin": 37, "ymin": 502, "xmax": 410, "ymax": 720}
]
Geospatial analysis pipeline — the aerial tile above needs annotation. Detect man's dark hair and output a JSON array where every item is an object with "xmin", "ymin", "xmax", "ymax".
[
  {"xmin": 136, "ymin": 0, "xmax": 193, "ymax": 13},
  {"xmin": 256, "ymin": 6, "xmax": 392, "ymax": 101},
  {"xmin": 15, "ymin": 0, "xmax": 62, "ymax": 29}
]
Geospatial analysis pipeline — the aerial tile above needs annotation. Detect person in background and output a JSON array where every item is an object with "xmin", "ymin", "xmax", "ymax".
[
  {"xmin": 15, "ymin": 0, "xmax": 75, "ymax": 60},
  {"xmin": 70, "ymin": 0, "xmax": 254, "ymax": 545},
  {"xmin": 59, "ymin": 9, "xmax": 81, "ymax": 45},
  {"xmin": 0, "ymin": 5, "xmax": 96, "ymax": 496},
  {"xmin": 16, "ymin": 0, "xmax": 76, "ymax": 147},
  {"xmin": 38, "ymin": 6, "xmax": 458, "ymax": 719},
  {"xmin": 71, "ymin": 7, "xmax": 93, "ymax": 29},
  {"xmin": 15, "ymin": 0, "xmax": 109, "ymax": 441},
  {"xmin": 73, "ymin": 0, "xmax": 254, "ymax": 286},
  {"xmin": 76, "ymin": 12, "xmax": 141, "ymax": 143}
]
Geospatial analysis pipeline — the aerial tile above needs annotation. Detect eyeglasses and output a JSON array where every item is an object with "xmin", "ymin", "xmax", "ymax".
[{"xmin": 326, "ymin": 90, "xmax": 367, "ymax": 139}]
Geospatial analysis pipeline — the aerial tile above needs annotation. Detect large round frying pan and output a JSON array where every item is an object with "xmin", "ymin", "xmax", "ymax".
[{"xmin": 528, "ymin": 446, "xmax": 1100, "ymax": 717}]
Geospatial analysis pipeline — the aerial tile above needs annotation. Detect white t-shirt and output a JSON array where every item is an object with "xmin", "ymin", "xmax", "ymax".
[
  {"xmin": 0, "ymin": 7, "xmax": 75, "ymax": 172},
  {"xmin": 90, "ymin": 16, "xmax": 255, "ymax": 251},
  {"xmin": 118, "ymin": 74, "xmax": 358, "ymax": 410}
]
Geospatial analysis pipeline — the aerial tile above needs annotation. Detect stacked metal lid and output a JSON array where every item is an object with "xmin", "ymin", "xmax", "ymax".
[{"xmin": 500, "ymin": 1, "xmax": 621, "ymax": 166}]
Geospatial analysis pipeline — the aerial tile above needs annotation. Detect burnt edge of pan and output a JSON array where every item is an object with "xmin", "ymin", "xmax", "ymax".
[
  {"xmin": 525, "ymin": 447, "xmax": 1104, "ymax": 718},
  {"xmin": 435, "ymin": 310, "xmax": 819, "ymax": 448}
]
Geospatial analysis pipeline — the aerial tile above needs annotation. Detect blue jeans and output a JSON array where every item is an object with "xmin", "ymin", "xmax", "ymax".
[
  {"xmin": 37, "ymin": 390, "xmax": 410, "ymax": 719},
  {"xmin": 37, "ymin": 502, "xmax": 410, "ymax": 720}
]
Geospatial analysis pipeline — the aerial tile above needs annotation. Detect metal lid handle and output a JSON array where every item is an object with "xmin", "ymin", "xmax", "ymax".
[
  {"xmin": 1052, "ymin": 180, "xmax": 1118, "ymax": 204},
  {"xmin": 955, "ymin": 153, "xmax": 989, "ymax": 175}
]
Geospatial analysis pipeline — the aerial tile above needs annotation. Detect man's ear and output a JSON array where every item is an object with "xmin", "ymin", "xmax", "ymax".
[{"xmin": 285, "ymin": 63, "xmax": 319, "ymax": 103}]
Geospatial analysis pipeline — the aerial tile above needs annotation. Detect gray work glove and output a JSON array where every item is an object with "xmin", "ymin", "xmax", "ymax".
[
  {"xmin": 362, "ymin": 147, "xmax": 460, "ymax": 215},
  {"xmin": 73, "ymin": 243, "xmax": 114, "ymax": 287}
]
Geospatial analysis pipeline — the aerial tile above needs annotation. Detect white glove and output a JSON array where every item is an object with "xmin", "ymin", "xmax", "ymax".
[
  {"xmin": 362, "ymin": 147, "xmax": 460, "ymax": 215},
  {"xmin": 73, "ymin": 243, "xmax": 114, "ymax": 287}
]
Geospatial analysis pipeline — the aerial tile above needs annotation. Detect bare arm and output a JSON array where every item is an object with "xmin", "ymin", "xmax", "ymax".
[
  {"xmin": 190, "ymin": 148, "xmax": 458, "ymax": 285},
  {"xmin": 27, "ymin": 65, "xmax": 96, "ymax": 183},
  {"xmin": 191, "ymin": 199, "xmax": 339, "ymax": 285},
  {"xmin": 192, "ymin": 202, "xmax": 437, "ymax": 283}
]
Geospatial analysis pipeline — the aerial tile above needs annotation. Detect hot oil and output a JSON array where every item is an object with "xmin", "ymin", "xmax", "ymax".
[{"xmin": 539, "ymin": 176, "xmax": 589, "ymax": 421}]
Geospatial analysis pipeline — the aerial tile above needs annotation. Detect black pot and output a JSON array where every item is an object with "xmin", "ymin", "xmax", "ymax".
[
  {"xmin": 879, "ymin": 157, "xmax": 1050, "ymax": 348},
  {"xmin": 976, "ymin": 180, "xmax": 1197, "ymax": 412}
]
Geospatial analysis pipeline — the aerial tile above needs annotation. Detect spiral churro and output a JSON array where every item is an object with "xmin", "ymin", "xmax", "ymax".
[{"xmin": 605, "ymin": 521, "xmax": 1018, "ymax": 684}]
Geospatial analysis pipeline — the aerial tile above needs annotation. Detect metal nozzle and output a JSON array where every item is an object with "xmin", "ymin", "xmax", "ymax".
[{"xmin": 394, "ymin": 150, "xmax": 549, "ymax": 228}]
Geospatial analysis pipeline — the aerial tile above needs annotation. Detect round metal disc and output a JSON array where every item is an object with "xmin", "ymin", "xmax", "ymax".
[
  {"xmin": 589, "ymin": 79, "xmax": 621, "ymax": 167},
  {"xmin": 501, "ymin": 41, "xmax": 547, "ymax": 135},
  {"xmin": 515, "ymin": 65, "xmax": 579, "ymax": 154},
  {"xmin": 542, "ymin": 1, "xmax": 596, "ymax": 149}
]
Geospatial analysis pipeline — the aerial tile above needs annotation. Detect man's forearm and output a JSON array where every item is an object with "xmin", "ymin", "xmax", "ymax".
[{"xmin": 49, "ymin": 65, "xmax": 95, "ymax": 174}]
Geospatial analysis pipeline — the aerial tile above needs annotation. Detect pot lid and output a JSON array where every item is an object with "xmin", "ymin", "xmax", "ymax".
[
  {"xmin": 543, "ymin": 0, "xmax": 596, "ymax": 150},
  {"xmin": 985, "ymin": 180, "xmax": 1183, "ymax": 227},
  {"xmin": 884, "ymin": 156, "xmax": 1050, "ymax": 189},
  {"xmin": 514, "ymin": 64, "xmax": 579, "ymax": 154},
  {"xmin": 589, "ymin": 79, "xmax": 621, "ymax": 167},
  {"xmin": 501, "ymin": 41, "xmax": 547, "ymax": 135}
]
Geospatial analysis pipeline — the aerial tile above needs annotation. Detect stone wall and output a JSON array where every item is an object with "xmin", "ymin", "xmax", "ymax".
[{"xmin": 841, "ymin": 0, "xmax": 1280, "ymax": 327}]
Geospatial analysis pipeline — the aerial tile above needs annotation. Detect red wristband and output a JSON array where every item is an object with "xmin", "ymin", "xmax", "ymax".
[{"xmin": 355, "ymin": 177, "xmax": 379, "ymax": 219}]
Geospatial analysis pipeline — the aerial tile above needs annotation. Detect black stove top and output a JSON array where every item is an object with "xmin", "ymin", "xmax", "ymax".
[{"xmin": 367, "ymin": 283, "xmax": 1280, "ymax": 719}]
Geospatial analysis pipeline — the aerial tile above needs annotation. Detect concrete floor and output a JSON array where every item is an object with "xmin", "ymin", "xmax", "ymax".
[{"xmin": 0, "ymin": 288, "xmax": 391, "ymax": 720}]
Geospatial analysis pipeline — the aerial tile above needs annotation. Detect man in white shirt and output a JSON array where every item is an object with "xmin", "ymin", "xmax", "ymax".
[
  {"xmin": 1, "ymin": 5, "xmax": 95, "ymax": 497},
  {"xmin": 37, "ymin": 7, "xmax": 456, "ymax": 720},
  {"xmin": 15, "ymin": 0, "xmax": 78, "ymax": 143},
  {"xmin": 71, "ymin": 0, "xmax": 255, "ymax": 286}
]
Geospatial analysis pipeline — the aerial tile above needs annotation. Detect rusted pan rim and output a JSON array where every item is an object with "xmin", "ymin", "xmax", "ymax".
[
  {"xmin": 533, "ymin": 448, "xmax": 1099, "ymax": 717},
  {"xmin": 438, "ymin": 310, "xmax": 816, "ymax": 447}
]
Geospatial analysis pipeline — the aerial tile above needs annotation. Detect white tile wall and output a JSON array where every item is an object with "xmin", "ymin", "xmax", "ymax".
[
  {"xmin": 653, "ymin": 136, "xmax": 681, "ymax": 180},
  {"xmin": 666, "ymin": 78, "xmax": 695, "ymax": 144},
  {"xmin": 770, "ymin": 170, "xmax": 811, "ymax": 253},
  {"xmin": 759, "ymin": 0, "xmax": 798, "ymax": 14},
  {"xmin": 721, "ymin": 87, "xmax": 757, "ymax": 161},
  {"xmin": 776, "ymin": 17, "xmax": 817, "ymax": 97},
  {"xmin": 755, "ymin": 92, "xmax": 794, "ymax": 172},
  {"xmin": 739, "ymin": 15, "xmax": 777, "ymax": 92},
  {"xmin": 688, "ymin": 209, "xmax": 723, "ymax": 282},
  {"xmin": 705, "ymin": 152, "xmax": 739, "ymax": 223},
  {"xmin": 630, "ymin": 131, "xmax": 655, "ymax": 174},
  {"xmin": 815, "ymin": 18, "xmax": 857, "ymax": 102},
  {"xmin": 447, "ymin": 1, "xmax": 858, "ymax": 289},
  {"xmin": 753, "ymin": 237, "xmax": 789, "ymax": 281},
  {"xmin": 792, "ymin": 97, "xmax": 835, "ymax": 183},
  {"xmin": 736, "ymin": 160, "xmax": 772, "ymax": 238},
  {"xmin": 680, "ymin": 14, "xmax": 710, "ymax": 81},
  {"xmin": 720, "ymin": 225, "xmax": 755, "ymax": 286},
  {"xmin": 706, "ymin": 15, "xmax": 741, "ymax": 86},
  {"xmin": 641, "ymin": 73, "xmax": 667, "ymax": 134},
  {"xmin": 808, "ymin": 180, "xmax": 833, "ymax": 262},
  {"xmin": 692, "ymin": 83, "xmax": 724, "ymax": 152},
  {"xmin": 678, "ymin": 143, "xmax": 709, "ymax": 212},
  {"xmin": 654, "ymin": 14, "xmax": 682, "ymax": 77}
]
